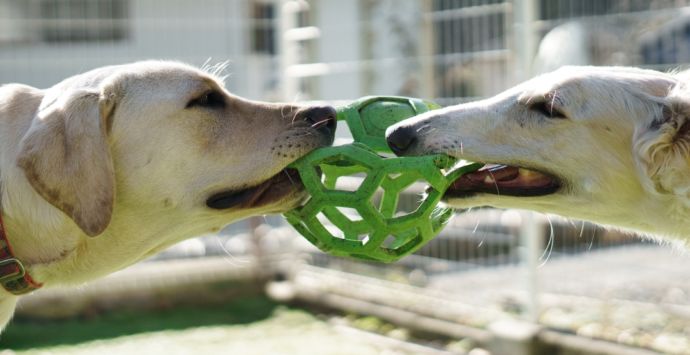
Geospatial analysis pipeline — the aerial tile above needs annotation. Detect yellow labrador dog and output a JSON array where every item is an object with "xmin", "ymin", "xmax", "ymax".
[
  {"xmin": 387, "ymin": 66, "xmax": 690, "ymax": 245},
  {"xmin": 0, "ymin": 61, "xmax": 335, "ymax": 330}
]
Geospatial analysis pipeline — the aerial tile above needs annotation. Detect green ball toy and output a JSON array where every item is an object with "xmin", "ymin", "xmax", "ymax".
[{"xmin": 284, "ymin": 96, "xmax": 481, "ymax": 263}]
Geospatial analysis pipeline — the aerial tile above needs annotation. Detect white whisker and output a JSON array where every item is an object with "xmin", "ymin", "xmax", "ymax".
[
  {"xmin": 215, "ymin": 236, "xmax": 250, "ymax": 265},
  {"xmin": 549, "ymin": 90, "xmax": 559, "ymax": 113},
  {"xmin": 588, "ymin": 224, "xmax": 597, "ymax": 250},
  {"xmin": 201, "ymin": 59, "xmax": 231, "ymax": 84},
  {"xmin": 539, "ymin": 214, "xmax": 555, "ymax": 266},
  {"xmin": 487, "ymin": 169, "xmax": 501, "ymax": 196},
  {"xmin": 284, "ymin": 169, "xmax": 296, "ymax": 186},
  {"xmin": 578, "ymin": 220, "xmax": 585, "ymax": 239}
]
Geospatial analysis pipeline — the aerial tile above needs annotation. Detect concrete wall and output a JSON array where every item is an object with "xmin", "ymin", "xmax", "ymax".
[{"xmin": 0, "ymin": 0, "xmax": 279, "ymax": 100}]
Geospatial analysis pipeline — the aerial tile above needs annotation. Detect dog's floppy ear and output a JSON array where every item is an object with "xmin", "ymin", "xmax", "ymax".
[
  {"xmin": 17, "ymin": 88, "xmax": 117, "ymax": 237},
  {"xmin": 633, "ymin": 96, "xmax": 690, "ymax": 198}
]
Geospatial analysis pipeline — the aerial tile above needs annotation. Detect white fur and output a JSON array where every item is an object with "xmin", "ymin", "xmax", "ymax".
[
  {"xmin": 388, "ymin": 66, "xmax": 690, "ymax": 245},
  {"xmin": 0, "ymin": 61, "xmax": 332, "ymax": 331}
]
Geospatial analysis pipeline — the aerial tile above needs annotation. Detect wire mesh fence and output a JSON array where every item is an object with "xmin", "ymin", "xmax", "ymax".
[
  {"xmin": 1, "ymin": 0, "xmax": 690, "ymax": 353},
  {"xmin": 280, "ymin": 1, "xmax": 690, "ymax": 353}
]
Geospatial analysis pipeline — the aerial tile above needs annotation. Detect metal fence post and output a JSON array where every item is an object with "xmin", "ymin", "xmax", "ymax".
[
  {"xmin": 280, "ymin": 0, "xmax": 302, "ymax": 101},
  {"xmin": 512, "ymin": 0, "xmax": 543, "ymax": 325},
  {"xmin": 520, "ymin": 210, "xmax": 543, "ymax": 323},
  {"xmin": 513, "ymin": 0, "xmax": 538, "ymax": 82}
]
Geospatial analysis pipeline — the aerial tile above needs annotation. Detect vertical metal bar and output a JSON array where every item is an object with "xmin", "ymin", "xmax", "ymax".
[
  {"xmin": 513, "ymin": 0, "xmax": 538, "ymax": 82},
  {"xmin": 249, "ymin": 216, "xmax": 266, "ymax": 279},
  {"xmin": 520, "ymin": 210, "xmax": 543, "ymax": 323},
  {"xmin": 280, "ymin": 0, "xmax": 299, "ymax": 101},
  {"xmin": 420, "ymin": 0, "xmax": 436, "ymax": 98}
]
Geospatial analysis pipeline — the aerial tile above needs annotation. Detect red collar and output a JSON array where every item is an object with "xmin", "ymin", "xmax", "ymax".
[{"xmin": 0, "ymin": 213, "xmax": 42, "ymax": 295}]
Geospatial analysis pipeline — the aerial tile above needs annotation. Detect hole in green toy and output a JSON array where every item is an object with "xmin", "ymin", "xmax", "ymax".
[
  {"xmin": 370, "ymin": 186, "xmax": 385, "ymax": 211},
  {"xmin": 316, "ymin": 212, "xmax": 344, "ymax": 239},
  {"xmin": 335, "ymin": 206, "xmax": 363, "ymax": 222},
  {"xmin": 332, "ymin": 172, "xmax": 367, "ymax": 192},
  {"xmin": 382, "ymin": 235, "xmax": 398, "ymax": 249},
  {"xmin": 395, "ymin": 183, "xmax": 426, "ymax": 215},
  {"xmin": 380, "ymin": 229, "xmax": 419, "ymax": 253},
  {"xmin": 371, "ymin": 176, "xmax": 431, "ymax": 219}
]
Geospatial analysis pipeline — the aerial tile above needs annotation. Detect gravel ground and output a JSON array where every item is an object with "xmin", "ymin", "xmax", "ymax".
[
  {"xmin": 429, "ymin": 245, "xmax": 690, "ymax": 305},
  {"xmin": 428, "ymin": 244, "xmax": 690, "ymax": 354},
  {"xmin": 2, "ymin": 310, "xmax": 417, "ymax": 355}
]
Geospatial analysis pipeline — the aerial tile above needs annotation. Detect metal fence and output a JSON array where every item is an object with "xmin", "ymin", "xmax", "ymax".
[
  {"xmin": 2, "ymin": 0, "xmax": 690, "ymax": 354},
  {"xmin": 280, "ymin": 1, "xmax": 690, "ymax": 353}
]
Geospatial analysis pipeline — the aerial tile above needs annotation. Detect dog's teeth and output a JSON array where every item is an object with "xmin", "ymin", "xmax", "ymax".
[
  {"xmin": 484, "ymin": 175, "xmax": 495, "ymax": 184},
  {"xmin": 518, "ymin": 168, "xmax": 537, "ymax": 177}
]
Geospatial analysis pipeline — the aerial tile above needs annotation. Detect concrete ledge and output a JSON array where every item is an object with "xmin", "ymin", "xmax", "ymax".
[
  {"xmin": 292, "ymin": 285, "xmax": 492, "ymax": 343},
  {"xmin": 16, "ymin": 257, "xmax": 261, "ymax": 319},
  {"xmin": 539, "ymin": 330, "xmax": 662, "ymax": 355},
  {"xmin": 284, "ymin": 265, "xmax": 670, "ymax": 355}
]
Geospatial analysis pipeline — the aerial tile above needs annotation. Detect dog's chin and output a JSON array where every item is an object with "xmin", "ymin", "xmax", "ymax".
[
  {"xmin": 206, "ymin": 168, "xmax": 306, "ymax": 212},
  {"xmin": 443, "ymin": 164, "xmax": 561, "ymax": 201}
]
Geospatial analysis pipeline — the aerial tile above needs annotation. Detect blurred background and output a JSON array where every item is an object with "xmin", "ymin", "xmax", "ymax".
[{"xmin": 1, "ymin": 1, "xmax": 690, "ymax": 354}]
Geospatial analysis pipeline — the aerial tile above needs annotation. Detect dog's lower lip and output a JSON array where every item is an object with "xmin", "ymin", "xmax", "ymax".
[
  {"xmin": 444, "ymin": 164, "xmax": 560, "ymax": 198},
  {"xmin": 206, "ymin": 168, "xmax": 302, "ymax": 210}
]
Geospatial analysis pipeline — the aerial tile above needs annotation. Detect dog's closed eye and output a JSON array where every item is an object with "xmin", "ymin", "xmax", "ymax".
[
  {"xmin": 528, "ymin": 101, "xmax": 567, "ymax": 119},
  {"xmin": 186, "ymin": 90, "xmax": 226, "ymax": 109}
]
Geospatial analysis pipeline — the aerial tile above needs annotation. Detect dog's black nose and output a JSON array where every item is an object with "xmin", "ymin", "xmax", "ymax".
[
  {"xmin": 297, "ymin": 106, "xmax": 337, "ymax": 138},
  {"xmin": 386, "ymin": 125, "xmax": 417, "ymax": 156}
]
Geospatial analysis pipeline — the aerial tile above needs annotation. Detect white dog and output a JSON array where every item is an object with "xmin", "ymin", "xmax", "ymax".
[
  {"xmin": 0, "ymin": 61, "xmax": 336, "ymax": 331},
  {"xmin": 386, "ymin": 66, "xmax": 690, "ymax": 245}
]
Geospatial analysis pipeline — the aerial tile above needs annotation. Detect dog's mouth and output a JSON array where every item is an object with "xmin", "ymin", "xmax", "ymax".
[
  {"xmin": 206, "ymin": 168, "xmax": 303, "ymax": 210},
  {"xmin": 444, "ymin": 164, "xmax": 560, "ymax": 198}
]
